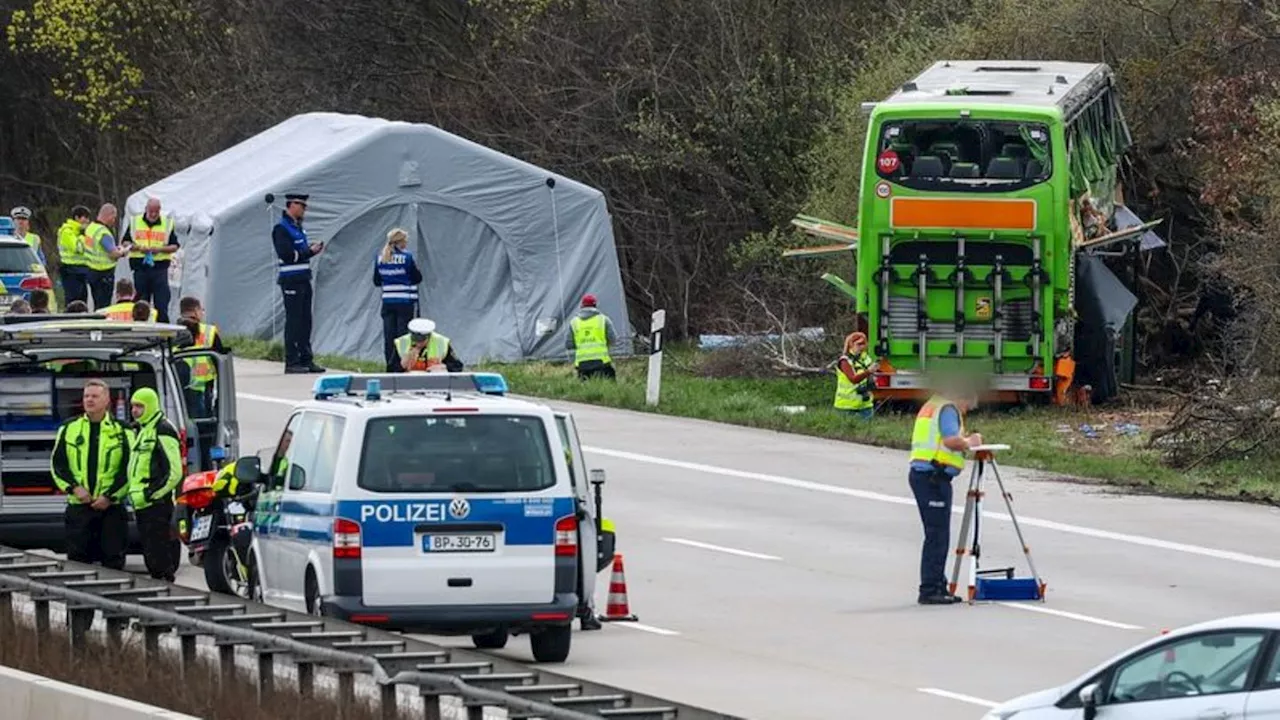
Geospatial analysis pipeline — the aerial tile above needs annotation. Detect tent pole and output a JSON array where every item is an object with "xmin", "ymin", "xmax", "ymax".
[{"xmin": 547, "ymin": 178, "xmax": 568, "ymax": 362}]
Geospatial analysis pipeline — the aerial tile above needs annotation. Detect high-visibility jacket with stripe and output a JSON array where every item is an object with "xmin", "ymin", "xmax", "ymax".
[
  {"xmin": 127, "ymin": 417, "xmax": 183, "ymax": 510},
  {"xmin": 909, "ymin": 396, "xmax": 967, "ymax": 472},
  {"xmin": 395, "ymin": 332, "xmax": 450, "ymax": 372},
  {"xmin": 128, "ymin": 215, "xmax": 175, "ymax": 262},
  {"xmin": 83, "ymin": 222, "xmax": 118, "ymax": 272},
  {"xmin": 186, "ymin": 323, "xmax": 220, "ymax": 390},
  {"xmin": 834, "ymin": 351, "xmax": 875, "ymax": 411},
  {"xmin": 375, "ymin": 250, "xmax": 419, "ymax": 305},
  {"xmin": 102, "ymin": 301, "xmax": 159, "ymax": 322},
  {"xmin": 50, "ymin": 415, "xmax": 130, "ymax": 504},
  {"xmin": 57, "ymin": 219, "xmax": 87, "ymax": 267},
  {"xmin": 570, "ymin": 314, "xmax": 611, "ymax": 367}
]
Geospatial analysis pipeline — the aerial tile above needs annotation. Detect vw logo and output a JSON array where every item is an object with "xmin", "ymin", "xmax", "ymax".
[{"xmin": 448, "ymin": 497, "xmax": 471, "ymax": 520}]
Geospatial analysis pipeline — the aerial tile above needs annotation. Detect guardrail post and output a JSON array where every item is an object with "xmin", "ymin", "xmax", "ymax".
[
  {"xmin": 296, "ymin": 662, "xmax": 315, "ymax": 698},
  {"xmin": 33, "ymin": 598, "xmax": 50, "ymax": 634},
  {"xmin": 180, "ymin": 635, "xmax": 198, "ymax": 678},
  {"xmin": 422, "ymin": 692, "xmax": 444, "ymax": 720},
  {"xmin": 218, "ymin": 645, "xmax": 236, "ymax": 689},
  {"xmin": 257, "ymin": 652, "xmax": 275, "ymax": 704},
  {"xmin": 337, "ymin": 672, "xmax": 355, "ymax": 718},
  {"xmin": 380, "ymin": 683, "xmax": 397, "ymax": 720},
  {"xmin": 143, "ymin": 625, "xmax": 164, "ymax": 676},
  {"xmin": 467, "ymin": 706, "xmax": 484, "ymax": 720},
  {"xmin": 68, "ymin": 607, "xmax": 94, "ymax": 651},
  {"xmin": 106, "ymin": 617, "xmax": 127, "ymax": 648},
  {"xmin": 0, "ymin": 589, "xmax": 12, "ymax": 628}
]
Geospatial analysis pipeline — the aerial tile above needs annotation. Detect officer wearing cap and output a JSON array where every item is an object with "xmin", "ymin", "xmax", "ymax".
[
  {"xmin": 271, "ymin": 193, "xmax": 326, "ymax": 374},
  {"xmin": 8, "ymin": 206, "xmax": 45, "ymax": 266},
  {"xmin": 566, "ymin": 293, "xmax": 617, "ymax": 380},
  {"xmin": 395, "ymin": 318, "xmax": 463, "ymax": 373}
]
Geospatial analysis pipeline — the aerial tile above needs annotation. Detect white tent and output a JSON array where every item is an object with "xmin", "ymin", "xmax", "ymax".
[{"xmin": 122, "ymin": 112, "xmax": 632, "ymax": 364}]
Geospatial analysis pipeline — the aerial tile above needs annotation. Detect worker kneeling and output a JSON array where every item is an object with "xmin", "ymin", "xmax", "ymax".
[{"xmin": 395, "ymin": 318, "xmax": 463, "ymax": 373}]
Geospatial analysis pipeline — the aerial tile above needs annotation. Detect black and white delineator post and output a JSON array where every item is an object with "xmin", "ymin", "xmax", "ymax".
[
  {"xmin": 646, "ymin": 309, "xmax": 665, "ymax": 407},
  {"xmin": 947, "ymin": 444, "xmax": 1047, "ymax": 604}
]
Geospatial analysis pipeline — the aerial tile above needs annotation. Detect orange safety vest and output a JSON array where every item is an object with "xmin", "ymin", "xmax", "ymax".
[{"xmin": 129, "ymin": 215, "xmax": 175, "ymax": 261}]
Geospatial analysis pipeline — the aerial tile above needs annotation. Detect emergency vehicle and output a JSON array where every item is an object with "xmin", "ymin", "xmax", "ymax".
[{"xmin": 244, "ymin": 372, "xmax": 612, "ymax": 663}]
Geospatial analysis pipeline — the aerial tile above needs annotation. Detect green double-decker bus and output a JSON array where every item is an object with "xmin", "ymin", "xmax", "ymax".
[{"xmin": 789, "ymin": 60, "xmax": 1165, "ymax": 405}]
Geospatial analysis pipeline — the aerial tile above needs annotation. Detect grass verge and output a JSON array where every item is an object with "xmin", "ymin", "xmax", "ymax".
[{"xmin": 226, "ymin": 336, "xmax": 1276, "ymax": 503}]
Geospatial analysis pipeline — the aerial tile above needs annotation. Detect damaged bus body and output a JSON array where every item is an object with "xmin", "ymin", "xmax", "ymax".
[{"xmin": 788, "ymin": 60, "xmax": 1165, "ymax": 404}]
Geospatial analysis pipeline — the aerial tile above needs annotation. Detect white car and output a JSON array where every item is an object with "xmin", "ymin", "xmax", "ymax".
[
  {"xmin": 243, "ymin": 372, "xmax": 612, "ymax": 664},
  {"xmin": 983, "ymin": 612, "xmax": 1280, "ymax": 719}
]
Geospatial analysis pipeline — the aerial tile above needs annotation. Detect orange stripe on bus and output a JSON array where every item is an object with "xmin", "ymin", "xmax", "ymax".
[{"xmin": 891, "ymin": 197, "xmax": 1037, "ymax": 231}]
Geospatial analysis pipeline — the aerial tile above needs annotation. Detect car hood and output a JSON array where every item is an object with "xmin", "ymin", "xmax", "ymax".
[{"xmin": 987, "ymin": 685, "xmax": 1066, "ymax": 715}]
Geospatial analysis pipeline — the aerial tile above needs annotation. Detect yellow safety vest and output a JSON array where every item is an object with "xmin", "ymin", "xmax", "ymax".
[
  {"xmin": 834, "ymin": 351, "xmax": 875, "ymax": 411},
  {"xmin": 21, "ymin": 231, "xmax": 40, "ymax": 255},
  {"xmin": 394, "ymin": 332, "xmax": 450, "ymax": 372},
  {"xmin": 570, "ymin": 314, "xmax": 611, "ymax": 367},
  {"xmin": 49, "ymin": 415, "xmax": 129, "ymax": 504},
  {"xmin": 101, "ymin": 301, "xmax": 158, "ymax": 322},
  {"xmin": 909, "ymin": 396, "xmax": 967, "ymax": 472},
  {"xmin": 57, "ymin": 219, "xmax": 86, "ymax": 267},
  {"xmin": 187, "ymin": 323, "xmax": 219, "ymax": 389},
  {"xmin": 82, "ymin": 222, "xmax": 117, "ymax": 271},
  {"xmin": 128, "ymin": 215, "xmax": 175, "ymax": 261}
]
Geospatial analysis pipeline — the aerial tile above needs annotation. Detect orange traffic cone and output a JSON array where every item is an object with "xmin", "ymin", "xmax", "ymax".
[{"xmin": 598, "ymin": 553, "xmax": 638, "ymax": 622}]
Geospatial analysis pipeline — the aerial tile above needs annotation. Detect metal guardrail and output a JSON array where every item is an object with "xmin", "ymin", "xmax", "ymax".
[{"xmin": 0, "ymin": 546, "xmax": 740, "ymax": 720}]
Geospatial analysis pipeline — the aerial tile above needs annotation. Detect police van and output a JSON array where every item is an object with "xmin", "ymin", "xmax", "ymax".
[{"xmin": 242, "ymin": 372, "xmax": 613, "ymax": 664}]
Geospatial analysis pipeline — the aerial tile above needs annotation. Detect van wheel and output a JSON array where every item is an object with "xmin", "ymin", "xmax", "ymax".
[
  {"xmin": 305, "ymin": 569, "xmax": 323, "ymax": 617},
  {"xmin": 529, "ymin": 625, "xmax": 571, "ymax": 663},
  {"xmin": 472, "ymin": 627, "xmax": 509, "ymax": 650}
]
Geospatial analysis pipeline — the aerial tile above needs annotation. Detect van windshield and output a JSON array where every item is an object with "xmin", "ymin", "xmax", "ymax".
[{"xmin": 357, "ymin": 414, "xmax": 557, "ymax": 493}]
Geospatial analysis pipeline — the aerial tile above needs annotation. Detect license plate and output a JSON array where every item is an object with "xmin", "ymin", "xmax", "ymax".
[
  {"xmin": 421, "ymin": 533, "xmax": 496, "ymax": 553},
  {"xmin": 190, "ymin": 515, "xmax": 213, "ymax": 542}
]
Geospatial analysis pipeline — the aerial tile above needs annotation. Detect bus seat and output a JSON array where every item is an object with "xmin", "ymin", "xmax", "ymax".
[
  {"xmin": 986, "ymin": 157, "xmax": 1023, "ymax": 179},
  {"xmin": 1025, "ymin": 159, "xmax": 1045, "ymax": 178},
  {"xmin": 911, "ymin": 155, "xmax": 946, "ymax": 178},
  {"xmin": 929, "ymin": 142, "xmax": 964, "ymax": 164},
  {"xmin": 949, "ymin": 162, "xmax": 981, "ymax": 178},
  {"xmin": 1001, "ymin": 143, "xmax": 1030, "ymax": 160}
]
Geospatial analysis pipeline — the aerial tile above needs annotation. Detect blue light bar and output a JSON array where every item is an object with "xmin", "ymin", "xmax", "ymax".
[
  {"xmin": 472, "ymin": 373, "xmax": 508, "ymax": 396},
  {"xmin": 366, "ymin": 378, "xmax": 382, "ymax": 401},
  {"xmin": 210, "ymin": 446, "xmax": 226, "ymax": 461},
  {"xmin": 313, "ymin": 374, "xmax": 353, "ymax": 399}
]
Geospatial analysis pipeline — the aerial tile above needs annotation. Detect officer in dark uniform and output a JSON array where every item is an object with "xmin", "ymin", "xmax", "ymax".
[{"xmin": 271, "ymin": 194, "xmax": 326, "ymax": 374}]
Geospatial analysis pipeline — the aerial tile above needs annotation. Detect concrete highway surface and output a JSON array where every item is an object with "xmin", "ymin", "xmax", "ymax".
[{"xmin": 165, "ymin": 359, "xmax": 1280, "ymax": 719}]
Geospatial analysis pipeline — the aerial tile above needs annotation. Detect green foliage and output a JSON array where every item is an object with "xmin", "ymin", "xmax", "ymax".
[{"xmin": 6, "ymin": 0, "xmax": 194, "ymax": 131}]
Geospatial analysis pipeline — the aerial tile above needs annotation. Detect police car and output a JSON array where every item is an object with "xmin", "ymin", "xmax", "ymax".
[{"xmin": 242, "ymin": 372, "xmax": 610, "ymax": 663}]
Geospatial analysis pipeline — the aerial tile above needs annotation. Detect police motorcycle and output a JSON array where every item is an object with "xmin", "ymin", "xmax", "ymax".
[{"xmin": 176, "ymin": 451, "xmax": 264, "ymax": 599}]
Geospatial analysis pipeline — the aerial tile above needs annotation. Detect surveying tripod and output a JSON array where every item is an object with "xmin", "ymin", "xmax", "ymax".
[{"xmin": 947, "ymin": 444, "xmax": 1047, "ymax": 604}]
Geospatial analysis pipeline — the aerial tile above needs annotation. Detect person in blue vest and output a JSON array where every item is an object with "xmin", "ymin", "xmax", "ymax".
[
  {"xmin": 270, "ymin": 193, "xmax": 326, "ymax": 374},
  {"xmin": 372, "ymin": 227, "xmax": 423, "ymax": 372}
]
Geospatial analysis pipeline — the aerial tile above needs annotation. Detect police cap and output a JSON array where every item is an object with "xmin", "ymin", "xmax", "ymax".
[
  {"xmin": 284, "ymin": 193, "xmax": 309, "ymax": 206},
  {"xmin": 408, "ymin": 318, "xmax": 436, "ymax": 341}
]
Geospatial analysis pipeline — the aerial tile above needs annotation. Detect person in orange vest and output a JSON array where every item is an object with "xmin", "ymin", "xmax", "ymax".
[
  {"xmin": 120, "ymin": 198, "xmax": 179, "ymax": 322},
  {"xmin": 101, "ymin": 279, "xmax": 158, "ymax": 322},
  {"xmin": 395, "ymin": 318, "xmax": 463, "ymax": 373},
  {"xmin": 178, "ymin": 296, "xmax": 226, "ymax": 353}
]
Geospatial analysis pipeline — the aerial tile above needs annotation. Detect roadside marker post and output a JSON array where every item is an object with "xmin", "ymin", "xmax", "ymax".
[{"xmin": 646, "ymin": 309, "xmax": 665, "ymax": 407}]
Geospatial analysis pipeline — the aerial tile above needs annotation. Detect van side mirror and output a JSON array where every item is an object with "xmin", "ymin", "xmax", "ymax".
[
  {"xmin": 234, "ymin": 456, "xmax": 262, "ymax": 484},
  {"xmin": 288, "ymin": 466, "xmax": 307, "ymax": 491},
  {"xmin": 590, "ymin": 468, "xmax": 606, "ymax": 486},
  {"xmin": 1079, "ymin": 682, "xmax": 1100, "ymax": 720}
]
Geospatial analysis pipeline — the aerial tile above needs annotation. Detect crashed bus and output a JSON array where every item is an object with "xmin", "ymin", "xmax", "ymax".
[{"xmin": 788, "ymin": 60, "xmax": 1166, "ymax": 404}]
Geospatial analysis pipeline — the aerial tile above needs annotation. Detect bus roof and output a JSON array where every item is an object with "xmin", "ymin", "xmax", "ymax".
[{"xmin": 876, "ymin": 60, "xmax": 1113, "ymax": 118}]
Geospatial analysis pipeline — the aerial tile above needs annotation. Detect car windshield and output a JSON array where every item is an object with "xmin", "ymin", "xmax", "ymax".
[
  {"xmin": 357, "ymin": 414, "xmax": 556, "ymax": 493},
  {"xmin": 0, "ymin": 245, "xmax": 41, "ymax": 274},
  {"xmin": 875, "ymin": 118, "xmax": 1052, "ymax": 189}
]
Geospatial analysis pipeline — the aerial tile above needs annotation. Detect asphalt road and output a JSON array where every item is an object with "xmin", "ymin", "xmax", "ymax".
[{"xmin": 166, "ymin": 359, "xmax": 1280, "ymax": 719}]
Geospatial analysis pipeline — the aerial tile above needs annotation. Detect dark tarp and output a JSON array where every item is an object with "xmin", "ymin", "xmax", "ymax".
[{"xmin": 1073, "ymin": 254, "xmax": 1138, "ymax": 402}]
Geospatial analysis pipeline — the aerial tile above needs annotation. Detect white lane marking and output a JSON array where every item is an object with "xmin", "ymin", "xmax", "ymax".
[
  {"xmin": 614, "ymin": 622, "xmax": 681, "ymax": 636},
  {"xmin": 995, "ymin": 602, "xmax": 1143, "ymax": 630},
  {"xmin": 583, "ymin": 446, "xmax": 1280, "ymax": 571},
  {"xmin": 237, "ymin": 392, "xmax": 296, "ymax": 407},
  {"xmin": 917, "ymin": 688, "xmax": 999, "ymax": 708},
  {"xmin": 662, "ymin": 537, "xmax": 781, "ymax": 561}
]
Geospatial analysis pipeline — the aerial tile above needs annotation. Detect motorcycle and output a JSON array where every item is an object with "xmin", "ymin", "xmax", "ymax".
[{"xmin": 176, "ymin": 455, "xmax": 263, "ymax": 599}]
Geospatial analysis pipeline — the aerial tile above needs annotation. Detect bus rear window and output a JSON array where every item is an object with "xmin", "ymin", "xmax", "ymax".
[
  {"xmin": 875, "ymin": 119, "xmax": 1052, "ymax": 189},
  {"xmin": 357, "ymin": 414, "xmax": 557, "ymax": 494}
]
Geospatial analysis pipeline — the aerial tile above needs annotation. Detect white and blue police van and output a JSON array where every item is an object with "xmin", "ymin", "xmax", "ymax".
[{"xmin": 242, "ymin": 371, "xmax": 609, "ymax": 663}]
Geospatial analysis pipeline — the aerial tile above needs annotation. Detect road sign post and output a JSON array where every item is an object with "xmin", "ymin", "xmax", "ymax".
[{"xmin": 646, "ymin": 309, "xmax": 665, "ymax": 407}]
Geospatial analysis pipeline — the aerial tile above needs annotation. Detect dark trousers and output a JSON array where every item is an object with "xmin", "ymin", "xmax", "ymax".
[
  {"xmin": 136, "ymin": 500, "xmax": 179, "ymax": 581},
  {"xmin": 280, "ymin": 281, "xmax": 314, "ymax": 367},
  {"xmin": 908, "ymin": 467, "xmax": 954, "ymax": 599},
  {"xmin": 61, "ymin": 266, "xmax": 89, "ymax": 305},
  {"xmin": 576, "ymin": 360, "xmax": 617, "ymax": 381},
  {"xmin": 65, "ymin": 503, "xmax": 128, "ymax": 570},
  {"xmin": 381, "ymin": 303, "xmax": 415, "ymax": 372},
  {"xmin": 87, "ymin": 269, "xmax": 115, "ymax": 310},
  {"xmin": 133, "ymin": 265, "xmax": 171, "ymax": 322}
]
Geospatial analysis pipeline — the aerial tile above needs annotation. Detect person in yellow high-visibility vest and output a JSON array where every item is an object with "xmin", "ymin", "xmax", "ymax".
[
  {"xmin": 56, "ymin": 206, "xmax": 93, "ymax": 305},
  {"xmin": 82, "ymin": 204, "xmax": 132, "ymax": 310},
  {"xmin": 120, "ymin": 198, "xmax": 180, "ymax": 322},
  {"xmin": 907, "ymin": 385, "xmax": 983, "ymax": 606},
  {"xmin": 395, "ymin": 318, "xmax": 463, "ymax": 373},
  {"xmin": 566, "ymin": 294, "xmax": 616, "ymax": 381},
  {"xmin": 834, "ymin": 332, "xmax": 876, "ymax": 419},
  {"xmin": 8, "ymin": 206, "xmax": 46, "ymax": 266},
  {"xmin": 101, "ymin": 278, "xmax": 158, "ymax": 322}
]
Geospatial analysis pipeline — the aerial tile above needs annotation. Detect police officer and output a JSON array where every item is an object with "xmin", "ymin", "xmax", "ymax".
[
  {"xmin": 834, "ymin": 332, "xmax": 876, "ymax": 419},
  {"xmin": 907, "ymin": 384, "xmax": 983, "ymax": 605},
  {"xmin": 120, "ymin": 197, "xmax": 180, "ymax": 322},
  {"xmin": 126, "ymin": 387, "xmax": 183, "ymax": 581},
  {"xmin": 56, "ymin": 206, "xmax": 93, "ymax": 305},
  {"xmin": 373, "ymin": 227, "xmax": 424, "ymax": 372},
  {"xmin": 396, "ymin": 318, "xmax": 463, "ymax": 373},
  {"xmin": 49, "ymin": 379, "xmax": 132, "ymax": 570},
  {"xmin": 271, "ymin": 193, "xmax": 326, "ymax": 374},
  {"xmin": 566, "ymin": 294, "xmax": 617, "ymax": 380},
  {"xmin": 9, "ymin": 206, "xmax": 45, "ymax": 265},
  {"xmin": 83, "ymin": 203, "xmax": 132, "ymax": 310}
]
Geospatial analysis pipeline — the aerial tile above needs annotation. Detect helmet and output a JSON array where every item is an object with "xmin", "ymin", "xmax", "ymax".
[
  {"xmin": 581, "ymin": 293, "xmax": 597, "ymax": 307},
  {"xmin": 408, "ymin": 318, "xmax": 436, "ymax": 341},
  {"xmin": 9, "ymin": 206, "xmax": 31, "ymax": 220}
]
